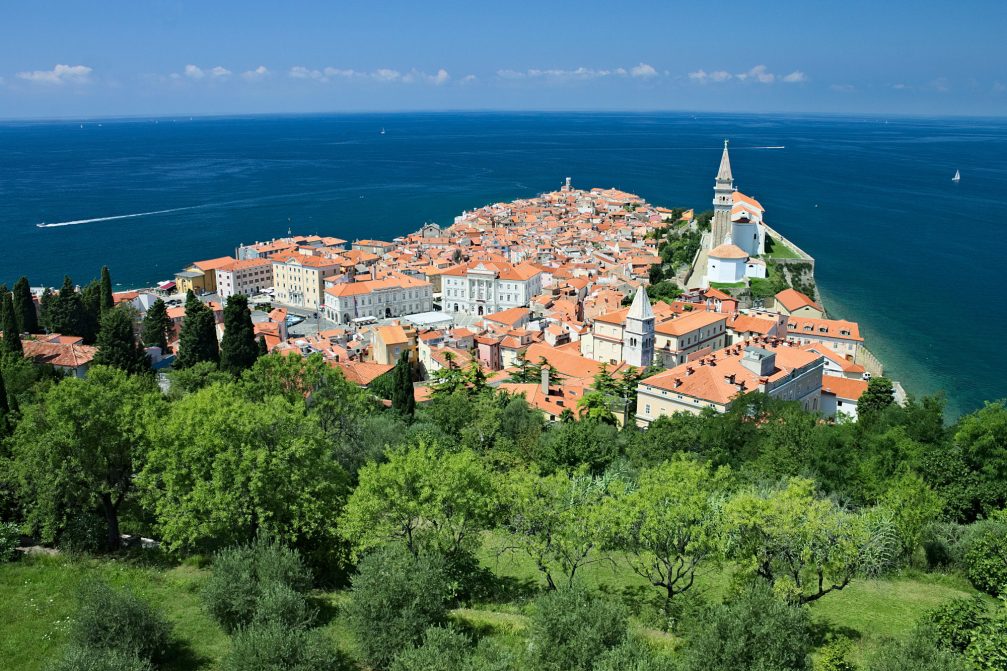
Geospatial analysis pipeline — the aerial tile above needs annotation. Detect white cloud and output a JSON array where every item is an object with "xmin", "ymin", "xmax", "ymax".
[
  {"xmin": 460, "ymin": 74, "xmax": 477, "ymax": 84},
  {"xmin": 289, "ymin": 66, "xmax": 326, "ymax": 81},
  {"xmin": 209, "ymin": 66, "xmax": 232, "ymax": 78},
  {"xmin": 373, "ymin": 68, "xmax": 401, "ymax": 82},
  {"xmin": 830, "ymin": 83, "xmax": 855, "ymax": 93},
  {"xmin": 630, "ymin": 63, "xmax": 657, "ymax": 78},
  {"xmin": 242, "ymin": 66, "xmax": 269, "ymax": 81},
  {"xmin": 892, "ymin": 83, "xmax": 910, "ymax": 90},
  {"xmin": 430, "ymin": 68, "xmax": 450, "ymax": 85},
  {"xmin": 689, "ymin": 65, "xmax": 803, "ymax": 85},
  {"xmin": 184, "ymin": 65, "xmax": 205, "ymax": 80},
  {"xmin": 17, "ymin": 64, "xmax": 93, "ymax": 85},
  {"xmin": 323, "ymin": 67, "xmax": 361, "ymax": 79}
]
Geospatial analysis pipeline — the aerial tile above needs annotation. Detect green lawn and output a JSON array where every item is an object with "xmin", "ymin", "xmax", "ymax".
[
  {"xmin": 709, "ymin": 281, "xmax": 745, "ymax": 289},
  {"xmin": 0, "ymin": 543, "xmax": 988, "ymax": 670},
  {"xmin": 763, "ymin": 234, "xmax": 800, "ymax": 259}
]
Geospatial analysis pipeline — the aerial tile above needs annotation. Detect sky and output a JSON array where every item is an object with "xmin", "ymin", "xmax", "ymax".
[{"xmin": 2, "ymin": 0, "xmax": 1006, "ymax": 119}]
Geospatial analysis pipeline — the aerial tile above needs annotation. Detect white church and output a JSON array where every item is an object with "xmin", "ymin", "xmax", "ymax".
[{"xmin": 705, "ymin": 141, "xmax": 769, "ymax": 285}]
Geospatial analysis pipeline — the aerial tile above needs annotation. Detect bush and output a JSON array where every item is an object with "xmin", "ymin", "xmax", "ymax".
[
  {"xmin": 527, "ymin": 587, "xmax": 629, "ymax": 671},
  {"xmin": 678, "ymin": 583, "xmax": 812, "ymax": 671},
  {"xmin": 924, "ymin": 596, "xmax": 989, "ymax": 653},
  {"xmin": 867, "ymin": 626, "xmax": 965, "ymax": 671},
  {"xmin": 45, "ymin": 646, "xmax": 153, "ymax": 671},
  {"xmin": 390, "ymin": 626, "xmax": 472, "ymax": 671},
  {"xmin": 962, "ymin": 518, "xmax": 1007, "ymax": 596},
  {"xmin": 344, "ymin": 544, "xmax": 453, "ymax": 669},
  {"xmin": 922, "ymin": 522, "xmax": 968, "ymax": 569},
  {"xmin": 58, "ymin": 510, "xmax": 105, "ymax": 555},
  {"xmin": 0, "ymin": 521, "xmax": 19, "ymax": 561},
  {"xmin": 594, "ymin": 636, "xmax": 676, "ymax": 671},
  {"xmin": 202, "ymin": 536, "xmax": 313, "ymax": 632},
  {"xmin": 70, "ymin": 579, "xmax": 170, "ymax": 663},
  {"xmin": 251, "ymin": 581, "xmax": 315, "ymax": 629},
  {"xmin": 965, "ymin": 606, "xmax": 1007, "ymax": 671},
  {"xmin": 222, "ymin": 621, "xmax": 353, "ymax": 671},
  {"xmin": 813, "ymin": 638, "xmax": 856, "ymax": 671}
]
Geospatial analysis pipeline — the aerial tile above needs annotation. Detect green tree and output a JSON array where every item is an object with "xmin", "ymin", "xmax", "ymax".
[
  {"xmin": 139, "ymin": 298, "xmax": 171, "ymax": 351},
  {"xmin": 954, "ymin": 401, "xmax": 1007, "ymax": 514},
  {"xmin": 344, "ymin": 543, "xmax": 453, "ymax": 670},
  {"xmin": 391, "ymin": 349, "xmax": 416, "ymax": 417},
  {"xmin": 222, "ymin": 622, "xmax": 353, "ymax": 671},
  {"xmin": 527, "ymin": 586, "xmax": 629, "ymax": 671},
  {"xmin": 94, "ymin": 307, "xmax": 150, "ymax": 375},
  {"xmin": 1, "ymin": 292, "xmax": 22, "ymax": 355},
  {"xmin": 499, "ymin": 468, "xmax": 621, "ymax": 590},
  {"xmin": 12, "ymin": 277, "xmax": 38, "ymax": 334},
  {"xmin": 220, "ymin": 294, "xmax": 259, "ymax": 376},
  {"xmin": 11, "ymin": 367, "xmax": 159, "ymax": 550},
  {"xmin": 603, "ymin": 459, "xmax": 728, "ymax": 611},
  {"xmin": 725, "ymin": 478, "xmax": 875, "ymax": 604},
  {"xmin": 962, "ymin": 514, "xmax": 1007, "ymax": 596},
  {"xmin": 390, "ymin": 626, "xmax": 472, "ymax": 671},
  {"xmin": 46, "ymin": 276, "xmax": 87, "ymax": 339},
  {"xmin": 859, "ymin": 378, "xmax": 896, "ymax": 418},
  {"xmin": 879, "ymin": 472, "xmax": 944, "ymax": 560},
  {"xmin": 99, "ymin": 266, "xmax": 114, "ymax": 314},
  {"xmin": 175, "ymin": 292, "xmax": 219, "ymax": 368},
  {"xmin": 79, "ymin": 279, "xmax": 103, "ymax": 343},
  {"xmin": 258, "ymin": 335, "xmax": 268, "ymax": 356},
  {"xmin": 577, "ymin": 391, "xmax": 617, "ymax": 425},
  {"xmin": 0, "ymin": 370, "xmax": 9, "ymax": 437},
  {"xmin": 138, "ymin": 383, "xmax": 349, "ymax": 557},
  {"xmin": 339, "ymin": 441, "xmax": 498, "ymax": 558},
  {"xmin": 866, "ymin": 626, "xmax": 966, "ymax": 671}
]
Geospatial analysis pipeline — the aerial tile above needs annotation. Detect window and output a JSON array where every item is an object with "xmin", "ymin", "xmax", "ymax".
[{"xmin": 644, "ymin": 404, "xmax": 651, "ymax": 415}]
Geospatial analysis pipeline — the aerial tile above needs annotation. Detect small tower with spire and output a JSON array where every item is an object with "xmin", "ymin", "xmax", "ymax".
[
  {"xmin": 623, "ymin": 285, "xmax": 655, "ymax": 369},
  {"xmin": 710, "ymin": 139, "xmax": 735, "ymax": 247}
]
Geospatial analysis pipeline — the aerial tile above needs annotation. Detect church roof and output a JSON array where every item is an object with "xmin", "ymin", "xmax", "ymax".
[
  {"xmin": 627, "ymin": 286, "xmax": 654, "ymax": 321},
  {"xmin": 717, "ymin": 140, "xmax": 733, "ymax": 182},
  {"xmin": 710, "ymin": 243, "xmax": 748, "ymax": 260}
]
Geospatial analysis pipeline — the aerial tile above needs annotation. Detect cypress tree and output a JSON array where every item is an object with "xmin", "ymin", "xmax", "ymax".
[
  {"xmin": 12, "ymin": 277, "xmax": 39, "ymax": 334},
  {"xmin": 79, "ymin": 279, "xmax": 102, "ymax": 343},
  {"xmin": 99, "ymin": 266, "xmax": 114, "ymax": 314},
  {"xmin": 175, "ymin": 296, "xmax": 219, "ymax": 368},
  {"xmin": 391, "ymin": 350, "xmax": 415, "ymax": 418},
  {"xmin": 38, "ymin": 287, "xmax": 54, "ymax": 331},
  {"xmin": 220, "ymin": 294, "xmax": 258, "ymax": 376},
  {"xmin": 0, "ymin": 371, "xmax": 9, "ymax": 436},
  {"xmin": 48, "ymin": 276, "xmax": 86, "ymax": 338},
  {"xmin": 257, "ymin": 335, "xmax": 268, "ymax": 356},
  {"xmin": 1, "ymin": 292, "xmax": 22, "ymax": 356},
  {"xmin": 140, "ymin": 298, "xmax": 171, "ymax": 351},
  {"xmin": 94, "ymin": 307, "xmax": 150, "ymax": 375}
]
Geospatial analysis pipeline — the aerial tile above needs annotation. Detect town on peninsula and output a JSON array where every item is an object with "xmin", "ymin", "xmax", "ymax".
[{"xmin": 13, "ymin": 142, "xmax": 889, "ymax": 423}]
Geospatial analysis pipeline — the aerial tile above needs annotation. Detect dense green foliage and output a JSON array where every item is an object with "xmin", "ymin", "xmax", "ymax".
[
  {"xmin": 174, "ymin": 292, "xmax": 219, "ymax": 368},
  {"xmin": 527, "ymin": 586, "xmax": 629, "ymax": 671},
  {"xmin": 139, "ymin": 298, "xmax": 171, "ymax": 351},
  {"xmin": 219, "ymin": 294, "xmax": 258, "ymax": 376},
  {"xmin": 12, "ymin": 276, "xmax": 39, "ymax": 335},
  {"xmin": 94, "ymin": 306, "xmax": 151, "ymax": 375},
  {"xmin": 69, "ymin": 579, "xmax": 170, "ymax": 664},
  {"xmin": 222, "ymin": 621, "xmax": 353, "ymax": 671},
  {"xmin": 1, "ymin": 292, "xmax": 23, "ymax": 355}
]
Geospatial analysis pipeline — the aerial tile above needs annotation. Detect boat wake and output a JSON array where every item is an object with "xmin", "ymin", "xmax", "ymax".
[{"xmin": 37, "ymin": 205, "xmax": 205, "ymax": 228}]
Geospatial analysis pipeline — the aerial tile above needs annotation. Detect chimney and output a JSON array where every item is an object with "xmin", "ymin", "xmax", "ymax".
[
  {"xmin": 674, "ymin": 377, "xmax": 683, "ymax": 388},
  {"xmin": 724, "ymin": 373, "xmax": 736, "ymax": 385},
  {"xmin": 541, "ymin": 365, "xmax": 550, "ymax": 395},
  {"xmin": 686, "ymin": 366, "xmax": 695, "ymax": 376}
]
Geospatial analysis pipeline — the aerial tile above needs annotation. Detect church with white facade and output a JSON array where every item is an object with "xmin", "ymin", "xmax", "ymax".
[{"xmin": 705, "ymin": 141, "xmax": 769, "ymax": 285}]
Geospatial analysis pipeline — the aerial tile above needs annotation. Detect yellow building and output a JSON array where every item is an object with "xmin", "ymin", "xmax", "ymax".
[
  {"xmin": 174, "ymin": 256, "xmax": 236, "ymax": 295},
  {"xmin": 270, "ymin": 254, "xmax": 343, "ymax": 310}
]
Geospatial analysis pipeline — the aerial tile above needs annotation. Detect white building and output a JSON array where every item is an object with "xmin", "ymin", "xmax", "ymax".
[
  {"xmin": 324, "ymin": 274, "xmax": 433, "ymax": 324},
  {"xmin": 623, "ymin": 286, "xmax": 655, "ymax": 368},
  {"xmin": 441, "ymin": 261, "xmax": 543, "ymax": 316},
  {"xmin": 706, "ymin": 243, "xmax": 767, "ymax": 285},
  {"xmin": 215, "ymin": 258, "xmax": 274, "ymax": 300}
]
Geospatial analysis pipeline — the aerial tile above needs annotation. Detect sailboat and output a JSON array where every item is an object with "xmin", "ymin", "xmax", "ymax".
[
  {"xmin": 952, "ymin": 169, "xmax": 961, "ymax": 183},
  {"xmin": 380, "ymin": 127, "xmax": 386, "ymax": 135}
]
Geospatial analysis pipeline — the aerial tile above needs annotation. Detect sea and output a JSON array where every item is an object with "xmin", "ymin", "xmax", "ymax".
[{"xmin": 1, "ymin": 112, "xmax": 1005, "ymax": 418}]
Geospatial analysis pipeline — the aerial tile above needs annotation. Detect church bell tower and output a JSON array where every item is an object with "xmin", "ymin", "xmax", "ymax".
[{"xmin": 710, "ymin": 139, "xmax": 734, "ymax": 247}]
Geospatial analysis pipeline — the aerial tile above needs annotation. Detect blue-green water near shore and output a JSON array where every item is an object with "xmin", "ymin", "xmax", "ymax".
[{"xmin": 0, "ymin": 112, "xmax": 1004, "ymax": 417}]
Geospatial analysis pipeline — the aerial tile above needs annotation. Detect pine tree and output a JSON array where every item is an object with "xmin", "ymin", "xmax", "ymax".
[
  {"xmin": 391, "ymin": 350, "xmax": 415, "ymax": 417},
  {"xmin": 94, "ymin": 307, "xmax": 150, "ymax": 375},
  {"xmin": 175, "ymin": 296, "xmax": 219, "ymax": 368},
  {"xmin": 220, "ymin": 295, "xmax": 258, "ymax": 376},
  {"xmin": 1, "ymin": 292, "xmax": 23, "ymax": 356},
  {"xmin": 99, "ymin": 266, "xmax": 114, "ymax": 314},
  {"xmin": 12, "ymin": 277, "xmax": 39, "ymax": 334},
  {"xmin": 140, "ymin": 298, "xmax": 171, "ymax": 351}
]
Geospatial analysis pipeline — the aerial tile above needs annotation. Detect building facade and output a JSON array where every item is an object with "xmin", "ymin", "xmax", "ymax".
[
  {"xmin": 441, "ymin": 261, "xmax": 542, "ymax": 316},
  {"xmin": 215, "ymin": 258, "xmax": 274, "ymax": 299},
  {"xmin": 271, "ymin": 255, "xmax": 343, "ymax": 310},
  {"xmin": 324, "ymin": 275, "xmax": 433, "ymax": 323}
]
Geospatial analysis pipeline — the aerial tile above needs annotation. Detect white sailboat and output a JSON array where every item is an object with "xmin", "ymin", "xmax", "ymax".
[
  {"xmin": 952, "ymin": 169, "xmax": 961, "ymax": 183},
  {"xmin": 380, "ymin": 127, "xmax": 386, "ymax": 135}
]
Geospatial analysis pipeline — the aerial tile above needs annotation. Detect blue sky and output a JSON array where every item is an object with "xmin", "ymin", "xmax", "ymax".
[{"xmin": 2, "ymin": 0, "xmax": 1005, "ymax": 118}]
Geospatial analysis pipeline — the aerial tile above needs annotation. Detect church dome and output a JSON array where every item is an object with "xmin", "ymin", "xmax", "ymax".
[{"xmin": 710, "ymin": 243, "xmax": 748, "ymax": 260}]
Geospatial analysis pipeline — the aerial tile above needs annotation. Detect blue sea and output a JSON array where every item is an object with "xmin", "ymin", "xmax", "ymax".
[{"xmin": 1, "ymin": 112, "xmax": 1004, "ymax": 418}]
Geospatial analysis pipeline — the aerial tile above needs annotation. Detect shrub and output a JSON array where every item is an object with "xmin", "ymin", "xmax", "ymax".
[
  {"xmin": 58, "ymin": 510, "xmax": 105, "ymax": 555},
  {"xmin": 527, "ymin": 587, "xmax": 629, "ymax": 671},
  {"xmin": 69, "ymin": 579, "xmax": 170, "ymax": 663},
  {"xmin": 0, "ymin": 521, "xmax": 19, "ymax": 561},
  {"xmin": 965, "ymin": 606, "xmax": 1007, "ymax": 671},
  {"xmin": 222, "ymin": 621, "xmax": 353, "ymax": 671},
  {"xmin": 962, "ymin": 518, "xmax": 1007, "ymax": 596},
  {"xmin": 390, "ymin": 626, "xmax": 472, "ymax": 671},
  {"xmin": 922, "ymin": 521, "xmax": 968, "ymax": 569},
  {"xmin": 344, "ymin": 544, "xmax": 453, "ymax": 669},
  {"xmin": 678, "ymin": 583, "xmax": 812, "ymax": 671},
  {"xmin": 813, "ymin": 638, "xmax": 856, "ymax": 671},
  {"xmin": 45, "ymin": 646, "xmax": 153, "ymax": 671},
  {"xmin": 924, "ymin": 596, "xmax": 989, "ymax": 653},
  {"xmin": 866, "ymin": 626, "xmax": 965, "ymax": 671},
  {"xmin": 251, "ymin": 581, "xmax": 315, "ymax": 629},
  {"xmin": 202, "ymin": 536, "xmax": 312, "ymax": 632},
  {"xmin": 594, "ymin": 635, "xmax": 676, "ymax": 671}
]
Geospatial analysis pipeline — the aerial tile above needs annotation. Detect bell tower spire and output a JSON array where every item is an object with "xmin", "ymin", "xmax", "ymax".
[{"xmin": 710, "ymin": 139, "xmax": 735, "ymax": 247}]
